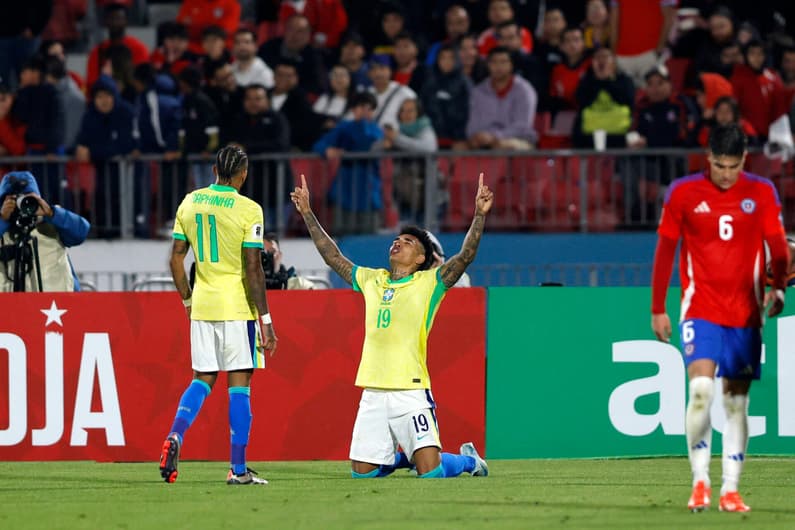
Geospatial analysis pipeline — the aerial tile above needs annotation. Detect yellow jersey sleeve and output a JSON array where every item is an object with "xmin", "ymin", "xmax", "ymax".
[
  {"xmin": 242, "ymin": 202, "xmax": 265, "ymax": 249},
  {"xmin": 173, "ymin": 201, "xmax": 187, "ymax": 241}
]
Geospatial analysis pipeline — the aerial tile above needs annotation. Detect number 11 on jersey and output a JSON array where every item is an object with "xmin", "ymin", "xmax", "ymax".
[{"xmin": 195, "ymin": 213, "xmax": 219, "ymax": 262}]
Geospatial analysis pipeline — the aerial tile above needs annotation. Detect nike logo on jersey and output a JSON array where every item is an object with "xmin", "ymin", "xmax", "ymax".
[
  {"xmin": 417, "ymin": 434, "xmax": 429, "ymax": 440},
  {"xmin": 693, "ymin": 201, "xmax": 711, "ymax": 213}
]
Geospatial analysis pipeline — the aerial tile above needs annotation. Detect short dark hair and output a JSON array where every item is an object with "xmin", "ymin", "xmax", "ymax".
[
  {"xmin": 202, "ymin": 25, "xmax": 227, "ymax": 40},
  {"xmin": 399, "ymin": 225, "xmax": 434, "ymax": 271},
  {"xmin": 708, "ymin": 123, "xmax": 747, "ymax": 157},
  {"xmin": 349, "ymin": 91, "xmax": 377, "ymax": 110},
  {"xmin": 713, "ymin": 95, "xmax": 740, "ymax": 122},
  {"xmin": 215, "ymin": 144, "xmax": 249, "ymax": 181},
  {"xmin": 487, "ymin": 45, "xmax": 513, "ymax": 64},
  {"xmin": 132, "ymin": 63, "xmax": 156, "ymax": 85},
  {"xmin": 44, "ymin": 55, "xmax": 66, "ymax": 79},
  {"xmin": 264, "ymin": 232, "xmax": 279, "ymax": 244},
  {"xmin": 234, "ymin": 28, "xmax": 257, "ymax": 41},
  {"xmin": 178, "ymin": 66, "xmax": 203, "ymax": 89}
]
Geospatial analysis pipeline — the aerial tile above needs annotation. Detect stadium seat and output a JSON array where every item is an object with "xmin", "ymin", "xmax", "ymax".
[{"xmin": 665, "ymin": 57, "xmax": 692, "ymax": 93}]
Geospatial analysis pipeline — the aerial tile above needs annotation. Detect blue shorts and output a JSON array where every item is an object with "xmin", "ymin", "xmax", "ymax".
[{"xmin": 679, "ymin": 319, "xmax": 762, "ymax": 380}]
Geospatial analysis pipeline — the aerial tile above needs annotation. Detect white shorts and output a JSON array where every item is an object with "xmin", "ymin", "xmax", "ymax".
[
  {"xmin": 349, "ymin": 388, "xmax": 442, "ymax": 465},
  {"xmin": 190, "ymin": 320, "xmax": 259, "ymax": 372}
]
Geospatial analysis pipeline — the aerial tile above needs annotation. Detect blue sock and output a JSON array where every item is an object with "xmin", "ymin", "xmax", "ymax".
[
  {"xmin": 229, "ymin": 387, "xmax": 252, "ymax": 475},
  {"xmin": 376, "ymin": 451, "xmax": 413, "ymax": 477},
  {"xmin": 418, "ymin": 463, "xmax": 445, "ymax": 478},
  {"xmin": 440, "ymin": 452, "xmax": 476, "ymax": 477},
  {"xmin": 351, "ymin": 468, "xmax": 380, "ymax": 478},
  {"xmin": 169, "ymin": 379, "xmax": 211, "ymax": 444}
]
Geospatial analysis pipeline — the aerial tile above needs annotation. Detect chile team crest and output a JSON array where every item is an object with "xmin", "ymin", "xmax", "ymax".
[
  {"xmin": 382, "ymin": 288, "xmax": 395, "ymax": 302},
  {"xmin": 741, "ymin": 198, "xmax": 756, "ymax": 214}
]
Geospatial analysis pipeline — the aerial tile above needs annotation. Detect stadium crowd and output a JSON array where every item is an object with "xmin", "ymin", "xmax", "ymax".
[{"xmin": 1, "ymin": 0, "xmax": 795, "ymax": 235}]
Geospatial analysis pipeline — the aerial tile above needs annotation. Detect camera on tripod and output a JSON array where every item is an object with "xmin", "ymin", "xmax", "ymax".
[
  {"xmin": 8, "ymin": 177, "xmax": 40, "ymax": 238},
  {"xmin": 0, "ymin": 175, "xmax": 44, "ymax": 291}
]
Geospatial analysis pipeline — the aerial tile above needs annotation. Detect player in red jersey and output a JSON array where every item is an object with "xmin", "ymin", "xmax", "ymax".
[{"xmin": 651, "ymin": 123, "xmax": 790, "ymax": 513}]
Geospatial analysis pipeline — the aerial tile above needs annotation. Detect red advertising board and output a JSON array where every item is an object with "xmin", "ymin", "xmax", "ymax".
[{"xmin": 0, "ymin": 289, "xmax": 486, "ymax": 462}]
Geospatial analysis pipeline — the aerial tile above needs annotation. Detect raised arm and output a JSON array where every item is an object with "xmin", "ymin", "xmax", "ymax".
[
  {"xmin": 439, "ymin": 173, "xmax": 493, "ymax": 288},
  {"xmin": 290, "ymin": 173, "xmax": 354, "ymax": 285}
]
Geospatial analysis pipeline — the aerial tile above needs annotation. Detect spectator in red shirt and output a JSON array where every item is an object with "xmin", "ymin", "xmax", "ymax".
[
  {"xmin": 41, "ymin": 0, "xmax": 87, "ymax": 49},
  {"xmin": 550, "ymin": 27, "xmax": 592, "ymax": 113},
  {"xmin": 302, "ymin": 0, "xmax": 349, "ymax": 50},
  {"xmin": 393, "ymin": 32, "xmax": 428, "ymax": 96},
  {"xmin": 731, "ymin": 40, "xmax": 785, "ymax": 140},
  {"xmin": 610, "ymin": 0, "xmax": 677, "ymax": 87},
  {"xmin": 478, "ymin": 0, "xmax": 533, "ymax": 57},
  {"xmin": 778, "ymin": 46, "xmax": 795, "ymax": 115},
  {"xmin": 176, "ymin": 0, "xmax": 241, "ymax": 55},
  {"xmin": 86, "ymin": 4, "xmax": 150, "ymax": 89}
]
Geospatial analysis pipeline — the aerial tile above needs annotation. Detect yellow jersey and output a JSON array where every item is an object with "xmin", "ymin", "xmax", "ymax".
[
  {"xmin": 173, "ymin": 184, "xmax": 264, "ymax": 321},
  {"xmin": 352, "ymin": 266, "xmax": 448, "ymax": 390}
]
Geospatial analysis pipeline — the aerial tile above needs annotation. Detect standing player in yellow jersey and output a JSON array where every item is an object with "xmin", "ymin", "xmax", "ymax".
[
  {"xmin": 159, "ymin": 144, "xmax": 278, "ymax": 485},
  {"xmin": 291, "ymin": 172, "xmax": 492, "ymax": 478}
]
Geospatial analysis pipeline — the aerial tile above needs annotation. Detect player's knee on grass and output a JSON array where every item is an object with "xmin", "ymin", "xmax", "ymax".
[{"xmin": 689, "ymin": 376, "xmax": 713, "ymax": 410}]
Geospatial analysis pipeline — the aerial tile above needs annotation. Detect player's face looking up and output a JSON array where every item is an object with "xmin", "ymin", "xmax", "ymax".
[
  {"xmin": 389, "ymin": 234, "xmax": 425, "ymax": 271},
  {"xmin": 707, "ymin": 153, "xmax": 745, "ymax": 190}
]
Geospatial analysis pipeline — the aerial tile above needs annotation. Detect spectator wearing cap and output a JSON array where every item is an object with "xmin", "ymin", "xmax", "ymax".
[
  {"xmin": 465, "ymin": 46, "xmax": 537, "ymax": 150},
  {"xmin": 367, "ymin": 54, "xmax": 417, "ymax": 130},
  {"xmin": 176, "ymin": 0, "xmax": 241, "ymax": 56},
  {"xmin": 258, "ymin": 13, "xmax": 328, "ymax": 97},
  {"xmin": 312, "ymin": 91, "xmax": 384, "ymax": 235},
  {"xmin": 610, "ymin": 0, "xmax": 677, "ymax": 88},
  {"xmin": 86, "ymin": 4, "xmax": 150, "ymax": 89},
  {"xmin": 421, "ymin": 43, "xmax": 470, "ymax": 148},
  {"xmin": 632, "ymin": 65, "xmax": 694, "ymax": 148},
  {"xmin": 232, "ymin": 29, "xmax": 274, "ymax": 89},
  {"xmin": 425, "ymin": 5, "xmax": 470, "ymax": 67},
  {"xmin": 177, "ymin": 66, "xmax": 219, "ymax": 189},
  {"xmin": 393, "ymin": 32, "xmax": 429, "ymax": 95},
  {"xmin": 572, "ymin": 46, "xmax": 635, "ymax": 148},
  {"xmin": 268, "ymin": 60, "xmax": 321, "ymax": 151},
  {"xmin": 339, "ymin": 33, "xmax": 371, "ymax": 92},
  {"xmin": 150, "ymin": 22, "xmax": 199, "ymax": 77},
  {"xmin": 426, "ymin": 231, "xmax": 471, "ymax": 287},
  {"xmin": 75, "ymin": 75, "xmax": 136, "ymax": 238},
  {"xmin": 731, "ymin": 39, "xmax": 786, "ymax": 140},
  {"xmin": 478, "ymin": 0, "xmax": 533, "ymax": 57}
]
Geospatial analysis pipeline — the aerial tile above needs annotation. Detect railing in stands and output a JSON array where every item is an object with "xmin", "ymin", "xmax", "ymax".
[{"xmin": 2, "ymin": 148, "xmax": 792, "ymax": 238}]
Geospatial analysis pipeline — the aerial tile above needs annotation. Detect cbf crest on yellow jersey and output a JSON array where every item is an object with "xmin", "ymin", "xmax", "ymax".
[
  {"xmin": 173, "ymin": 184, "xmax": 264, "ymax": 321},
  {"xmin": 352, "ymin": 266, "xmax": 448, "ymax": 390}
]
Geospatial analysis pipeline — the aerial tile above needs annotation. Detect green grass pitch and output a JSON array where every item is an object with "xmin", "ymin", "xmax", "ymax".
[{"xmin": 1, "ymin": 458, "xmax": 794, "ymax": 529}]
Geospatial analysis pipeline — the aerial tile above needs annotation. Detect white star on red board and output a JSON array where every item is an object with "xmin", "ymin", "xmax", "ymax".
[{"xmin": 41, "ymin": 301, "xmax": 67, "ymax": 327}]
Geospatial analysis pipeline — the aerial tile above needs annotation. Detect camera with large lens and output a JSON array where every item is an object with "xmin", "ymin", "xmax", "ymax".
[
  {"xmin": 7, "ymin": 177, "xmax": 39, "ymax": 237},
  {"xmin": 261, "ymin": 249, "xmax": 288, "ymax": 290}
]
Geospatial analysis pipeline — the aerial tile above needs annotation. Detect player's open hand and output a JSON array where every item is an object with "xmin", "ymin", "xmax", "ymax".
[
  {"xmin": 764, "ymin": 289, "xmax": 785, "ymax": 318},
  {"xmin": 652, "ymin": 313, "xmax": 672, "ymax": 342},
  {"xmin": 475, "ymin": 172, "xmax": 493, "ymax": 216},
  {"xmin": 290, "ymin": 174, "xmax": 311, "ymax": 215},
  {"xmin": 261, "ymin": 324, "xmax": 278, "ymax": 356}
]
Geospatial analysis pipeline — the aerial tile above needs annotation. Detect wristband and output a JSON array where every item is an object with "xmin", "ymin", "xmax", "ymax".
[
  {"xmin": 182, "ymin": 297, "xmax": 192, "ymax": 307},
  {"xmin": 260, "ymin": 313, "xmax": 272, "ymax": 325},
  {"xmin": 776, "ymin": 289, "xmax": 786, "ymax": 303}
]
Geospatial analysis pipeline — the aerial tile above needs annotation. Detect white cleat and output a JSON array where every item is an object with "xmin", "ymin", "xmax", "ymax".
[{"xmin": 460, "ymin": 442, "xmax": 489, "ymax": 477}]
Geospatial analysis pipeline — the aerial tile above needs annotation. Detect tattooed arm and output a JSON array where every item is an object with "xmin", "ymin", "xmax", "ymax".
[
  {"xmin": 440, "ymin": 173, "xmax": 493, "ymax": 289},
  {"xmin": 169, "ymin": 238, "xmax": 193, "ymax": 317},
  {"xmin": 290, "ymin": 174, "xmax": 354, "ymax": 285}
]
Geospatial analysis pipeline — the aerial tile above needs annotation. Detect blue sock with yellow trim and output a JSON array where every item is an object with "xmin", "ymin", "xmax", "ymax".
[
  {"xmin": 169, "ymin": 379, "xmax": 211, "ymax": 444},
  {"xmin": 229, "ymin": 387, "xmax": 252, "ymax": 475},
  {"xmin": 441, "ymin": 452, "xmax": 475, "ymax": 477}
]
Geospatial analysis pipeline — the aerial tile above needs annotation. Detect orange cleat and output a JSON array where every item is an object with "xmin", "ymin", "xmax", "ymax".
[
  {"xmin": 687, "ymin": 481, "xmax": 711, "ymax": 512},
  {"xmin": 719, "ymin": 491, "xmax": 751, "ymax": 512},
  {"xmin": 159, "ymin": 433, "xmax": 180, "ymax": 483}
]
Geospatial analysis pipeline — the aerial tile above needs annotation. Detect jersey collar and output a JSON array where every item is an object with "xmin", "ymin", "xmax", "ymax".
[
  {"xmin": 386, "ymin": 273, "xmax": 414, "ymax": 284},
  {"xmin": 209, "ymin": 184, "xmax": 237, "ymax": 193}
]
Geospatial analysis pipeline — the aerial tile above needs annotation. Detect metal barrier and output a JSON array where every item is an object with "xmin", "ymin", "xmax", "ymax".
[{"xmin": 3, "ymin": 149, "xmax": 793, "ymax": 237}]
